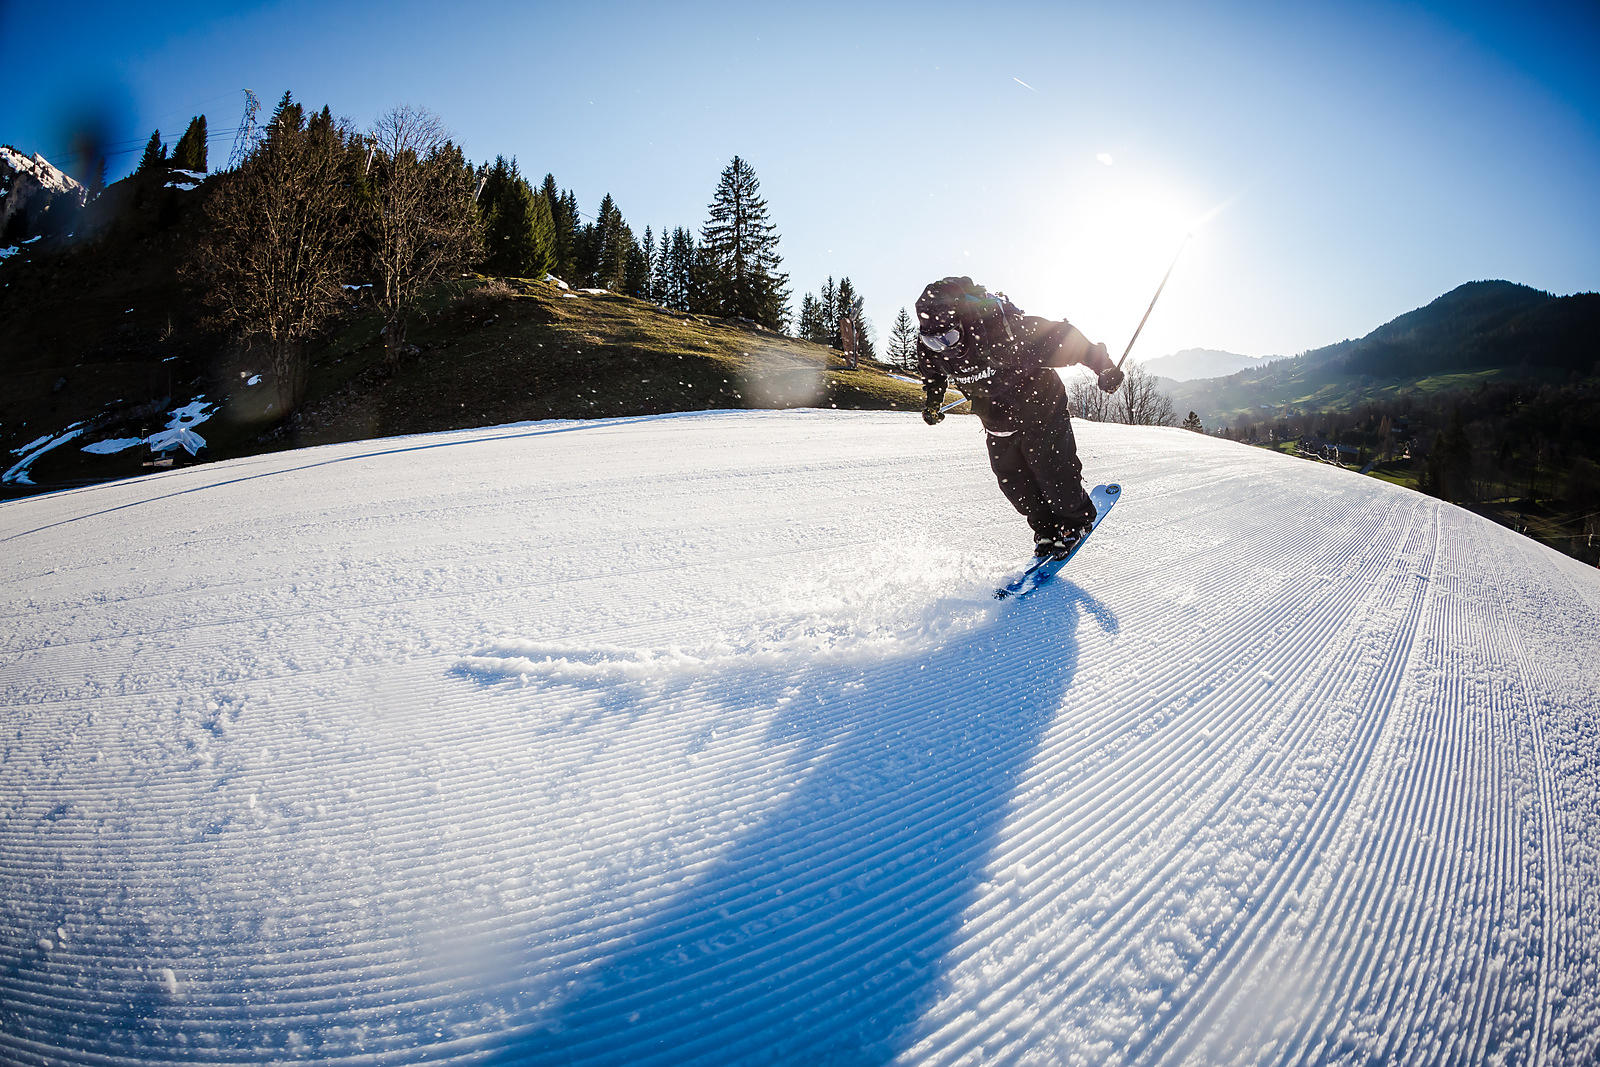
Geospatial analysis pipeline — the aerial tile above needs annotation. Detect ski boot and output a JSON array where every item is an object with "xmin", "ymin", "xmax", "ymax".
[{"xmin": 1034, "ymin": 523, "xmax": 1092, "ymax": 561}]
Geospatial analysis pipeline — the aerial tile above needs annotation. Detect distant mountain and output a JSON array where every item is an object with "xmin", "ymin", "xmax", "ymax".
[
  {"xmin": 1142, "ymin": 348, "xmax": 1273, "ymax": 381},
  {"xmin": 1168, "ymin": 281, "xmax": 1600, "ymax": 423}
]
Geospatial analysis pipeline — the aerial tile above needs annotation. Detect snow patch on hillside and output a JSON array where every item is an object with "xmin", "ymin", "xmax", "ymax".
[{"xmin": 3, "ymin": 422, "xmax": 84, "ymax": 484}]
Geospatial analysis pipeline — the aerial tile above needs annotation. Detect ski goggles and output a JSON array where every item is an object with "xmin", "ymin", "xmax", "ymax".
[{"xmin": 920, "ymin": 327, "xmax": 962, "ymax": 353}]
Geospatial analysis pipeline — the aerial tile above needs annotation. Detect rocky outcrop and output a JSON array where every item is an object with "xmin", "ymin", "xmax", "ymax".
[{"xmin": 1, "ymin": 146, "xmax": 85, "ymax": 243}]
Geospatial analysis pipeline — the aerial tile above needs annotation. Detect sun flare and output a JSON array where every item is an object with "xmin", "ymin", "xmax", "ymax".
[{"xmin": 1021, "ymin": 171, "xmax": 1231, "ymax": 353}]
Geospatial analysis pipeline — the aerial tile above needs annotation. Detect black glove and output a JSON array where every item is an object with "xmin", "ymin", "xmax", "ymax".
[
  {"xmin": 922, "ymin": 404, "xmax": 945, "ymax": 426},
  {"xmin": 1097, "ymin": 366, "xmax": 1125, "ymax": 394}
]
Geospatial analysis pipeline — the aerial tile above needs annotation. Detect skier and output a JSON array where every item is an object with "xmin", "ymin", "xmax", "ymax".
[{"xmin": 917, "ymin": 276, "xmax": 1124, "ymax": 558}]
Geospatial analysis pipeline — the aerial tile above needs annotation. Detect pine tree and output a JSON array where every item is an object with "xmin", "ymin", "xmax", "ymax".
[
  {"xmin": 572, "ymin": 203, "xmax": 607, "ymax": 287},
  {"xmin": 798, "ymin": 294, "xmax": 823, "ymax": 343},
  {"xmin": 590, "ymin": 194, "xmax": 631, "ymax": 290},
  {"xmin": 557, "ymin": 190, "xmax": 580, "ymax": 278},
  {"xmin": 817, "ymin": 277, "xmax": 837, "ymax": 344},
  {"xmin": 664, "ymin": 227, "xmax": 697, "ymax": 311},
  {"xmin": 1182, "ymin": 410, "xmax": 1204, "ymax": 433},
  {"xmin": 833, "ymin": 277, "xmax": 873, "ymax": 359},
  {"xmin": 531, "ymin": 192, "xmax": 557, "ymax": 277},
  {"xmin": 623, "ymin": 231, "xmax": 650, "ymax": 297},
  {"xmin": 480, "ymin": 157, "xmax": 556, "ymax": 278},
  {"xmin": 834, "ymin": 277, "xmax": 858, "ymax": 348},
  {"xmin": 135, "ymin": 131, "xmax": 166, "ymax": 175},
  {"xmin": 889, "ymin": 307, "xmax": 918, "ymax": 370},
  {"xmin": 172, "ymin": 115, "xmax": 208, "ymax": 172},
  {"xmin": 699, "ymin": 156, "xmax": 789, "ymax": 328},
  {"xmin": 651, "ymin": 224, "xmax": 672, "ymax": 304},
  {"xmin": 307, "ymin": 106, "xmax": 335, "ymax": 139},
  {"xmin": 265, "ymin": 92, "xmax": 304, "ymax": 150},
  {"xmin": 540, "ymin": 174, "xmax": 576, "ymax": 281}
]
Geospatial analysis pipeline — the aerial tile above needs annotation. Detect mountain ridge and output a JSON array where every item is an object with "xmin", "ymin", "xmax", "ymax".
[{"xmin": 1167, "ymin": 280, "xmax": 1598, "ymax": 422}]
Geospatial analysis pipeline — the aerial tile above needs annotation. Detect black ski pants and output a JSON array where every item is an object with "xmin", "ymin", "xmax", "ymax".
[{"xmin": 983, "ymin": 377, "xmax": 1095, "ymax": 535}]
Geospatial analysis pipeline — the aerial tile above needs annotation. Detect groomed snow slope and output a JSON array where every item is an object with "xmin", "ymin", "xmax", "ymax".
[{"xmin": 2, "ymin": 410, "xmax": 1597, "ymax": 1065}]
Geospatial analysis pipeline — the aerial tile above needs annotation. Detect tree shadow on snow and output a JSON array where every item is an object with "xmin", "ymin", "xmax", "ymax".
[{"xmin": 486, "ymin": 581, "xmax": 1118, "ymax": 1065}]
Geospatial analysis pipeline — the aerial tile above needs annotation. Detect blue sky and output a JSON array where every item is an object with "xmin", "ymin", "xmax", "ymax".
[{"xmin": 5, "ymin": 0, "xmax": 1597, "ymax": 358}]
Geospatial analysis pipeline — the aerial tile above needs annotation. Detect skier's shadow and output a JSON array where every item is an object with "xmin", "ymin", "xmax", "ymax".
[{"xmin": 495, "ymin": 582, "xmax": 1118, "ymax": 1065}]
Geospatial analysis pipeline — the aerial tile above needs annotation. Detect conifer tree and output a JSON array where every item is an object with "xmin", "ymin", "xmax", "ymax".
[
  {"xmin": 1182, "ymin": 410, "xmax": 1204, "ymax": 433},
  {"xmin": 798, "ymin": 294, "xmax": 824, "ymax": 343},
  {"xmin": 692, "ymin": 241, "xmax": 719, "ymax": 316},
  {"xmin": 479, "ymin": 156, "xmax": 554, "ymax": 278},
  {"xmin": 557, "ymin": 190, "xmax": 581, "ymax": 278},
  {"xmin": 834, "ymin": 277, "xmax": 857, "ymax": 348},
  {"xmin": 265, "ymin": 92, "xmax": 304, "ymax": 150},
  {"xmin": 889, "ymin": 307, "xmax": 918, "ymax": 370},
  {"xmin": 650, "ymin": 225, "xmax": 672, "ymax": 304},
  {"xmin": 590, "ymin": 194, "xmax": 630, "ymax": 290},
  {"xmin": 135, "ymin": 131, "xmax": 166, "ymax": 175},
  {"xmin": 623, "ymin": 232, "xmax": 650, "ymax": 297},
  {"xmin": 664, "ymin": 227, "xmax": 699, "ymax": 312},
  {"xmin": 540, "ymin": 174, "xmax": 577, "ymax": 280},
  {"xmin": 817, "ymin": 277, "xmax": 837, "ymax": 344},
  {"xmin": 307, "ymin": 106, "xmax": 335, "ymax": 139},
  {"xmin": 699, "ymin": 156, "xmax": 789, "ymax": 328},
  {"xmin": 172, "ymin": 115, "xmax": 208, "ymax": 172},
  {"xmin": 528, "ymin": 189, "xmax": 556, "ymax": 277},
  {"xmin": 832, "ymin": 276, "xmax": 874, "ymax": 361}
]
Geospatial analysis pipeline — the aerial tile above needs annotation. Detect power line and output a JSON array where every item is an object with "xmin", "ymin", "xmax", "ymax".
[{"xmin": 21, "ymin": 90, "xmax": 241, "ymax": 164}]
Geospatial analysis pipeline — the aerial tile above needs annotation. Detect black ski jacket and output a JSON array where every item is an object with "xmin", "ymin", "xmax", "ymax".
[{"xmin": 917, "ymin": 286, "xmax": 1114, "ymax": 434}]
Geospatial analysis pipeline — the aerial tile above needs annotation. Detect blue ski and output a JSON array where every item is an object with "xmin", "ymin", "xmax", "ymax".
[{"xmin": 994, "ymin": 483, "xmax": 1121, "ymax": 600}]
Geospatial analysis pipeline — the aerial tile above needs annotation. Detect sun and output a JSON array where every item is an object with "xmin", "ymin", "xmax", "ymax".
[
  {"xmin": 1083, "ymin": 181, "xmax": 1195, "ymax": 284},
  {"xmin": 1024, "ymin": 170, "xmax": 1213, "ymax": 353}
]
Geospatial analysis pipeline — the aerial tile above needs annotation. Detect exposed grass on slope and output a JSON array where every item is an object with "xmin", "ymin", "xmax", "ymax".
[
  {"xmin": 280, "ymin": 277, "xmax": 924, "ymax": 450},
  {"xmin": 0, "ymin": 268, "xmax": 928, "ymax": 492}
]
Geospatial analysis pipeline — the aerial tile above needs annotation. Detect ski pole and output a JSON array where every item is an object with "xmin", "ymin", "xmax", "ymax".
[{"xmin": 1118, "ymin": 233, "xmax": 1191, "ymax": 370}]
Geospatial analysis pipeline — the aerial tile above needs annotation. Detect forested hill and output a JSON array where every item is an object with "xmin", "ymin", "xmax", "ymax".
[
  {"xmin": 1342, "ymin": 281, "xmax": 1594, "ymax": 378},
  {"xmin": 1168, "ymin": 281, "xmax": 1599, "ymax": 422},
  {"xmin": 0, "ymin": 187, "xmax": 921, "ymax": 498}
]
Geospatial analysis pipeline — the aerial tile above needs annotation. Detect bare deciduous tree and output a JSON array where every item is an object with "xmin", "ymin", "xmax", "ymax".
[
  {"xmin": 1064, "ymin": 362, "xmax": 1178, "ymax": 426},
  {"xmin": 1117, "ymin": 361, "xmax": 1179, "ymax": 427},
  {"xmin": 1066, "ymin": 370, "xmax": 1116, "ymax": 422},
  {"xmin": 365, "ymin": 106, "xmax": 480, "ymax": 362},
  {"xmin": 191, "ymin": 105, "xmax": 355, "ymax": 413}
]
